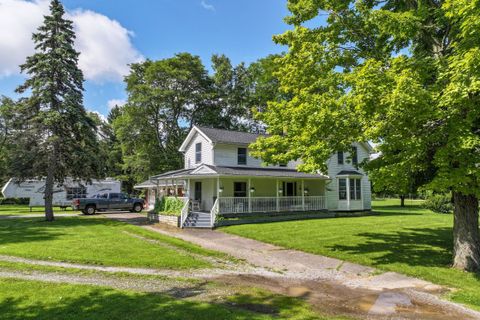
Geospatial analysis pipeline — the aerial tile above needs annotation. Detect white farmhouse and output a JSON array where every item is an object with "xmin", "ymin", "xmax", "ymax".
[{"xmin": 135, "ymin": 126, "xmax": 372, "ymax": 227}]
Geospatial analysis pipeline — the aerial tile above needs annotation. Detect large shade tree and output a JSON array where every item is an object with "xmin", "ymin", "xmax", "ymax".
[
  {"xmin": 115, "ymin": 53, "xmax": 267, "ymax": 182},
  {"xmin": 12, "ymin": 0, "xmax": 102, "ymax": 221},
  {"xmin": 251, "ymin": 0, "xmax": 480, "ymax": 271}
]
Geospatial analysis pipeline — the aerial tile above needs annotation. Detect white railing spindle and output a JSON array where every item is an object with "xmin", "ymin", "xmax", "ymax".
[{"xmin": 218, "ymin": 196, "xmax": 326, "ymax": 214}]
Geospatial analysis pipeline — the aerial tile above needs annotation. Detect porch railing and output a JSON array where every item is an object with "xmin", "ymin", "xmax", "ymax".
[
  {"xmin": 180, "ymin": 198, "xmax": 190, "ymax": 228},
  {"xmin": 218, "ymin": 196, "xmax": 326, "ymax": 214}
]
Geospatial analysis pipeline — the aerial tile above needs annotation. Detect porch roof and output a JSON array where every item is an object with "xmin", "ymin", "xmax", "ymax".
[
  {"xmin": 151, "ymin": 165, "xmax": 329, "ymax": 180},
  {"xmin": 134, "ymin": 177, "xmax": 186, "ymax": 189},
  {"xmin": 337, "ymin": 170, "xmax": 363, "ymax": 176}
]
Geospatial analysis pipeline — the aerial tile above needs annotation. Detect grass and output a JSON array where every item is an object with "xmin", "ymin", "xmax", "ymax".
[
  {"xmin": 0, "ymin": 216, "xmax": 222, "ymax": 269},
  {"xmin": 221, "ymin": 198, "xmax": 480, "ymax": 310},
  {"xmin": 0, "ymin": 205, "xmax": 76, "ymax": 216},
  {"xmin": 0, "ymin": 278, "xmax": 333, "ymax": 320}
]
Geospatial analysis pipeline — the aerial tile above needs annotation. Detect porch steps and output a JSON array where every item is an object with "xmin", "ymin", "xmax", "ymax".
[{"xmin": 183, "ymin": 211, "xmax": 212, "ymax": 228}]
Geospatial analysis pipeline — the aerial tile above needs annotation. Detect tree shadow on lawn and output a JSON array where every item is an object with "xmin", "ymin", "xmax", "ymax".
[
  {"xmin": 0, "ymin": 217, "xmax": 128, "ymax": 247},
  {"xmin": 0, "ymin": 284, "xmax": 317, "ymax": 320},
  {"xmin": 329, "ymin": 227, "xmax": 454, "ymax": 268}
]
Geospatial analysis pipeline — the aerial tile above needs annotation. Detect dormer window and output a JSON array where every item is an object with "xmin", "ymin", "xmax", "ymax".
[
  {"xmin": 237, "ymin": 148, "xmax": 247, "ymax": 165},
  {"xmin": 337, "ymin": 151, "xmax": 344, "ymax": 165},
  {"xmin": 195, "ymin": 143, "xmax": 202, "ymax": 164}
]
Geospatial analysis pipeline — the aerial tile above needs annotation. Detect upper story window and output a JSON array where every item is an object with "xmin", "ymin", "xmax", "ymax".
[
  {"xmin": 237, "ymin": 148, "xmax": 247, "ymax": 165},
  {"xmin": 351, "ymin": 146, "xmax": 358, "ymax": 166},
  {"xmin": 195, "ymin": 143, "xmax": 202, "ymax": 164},
  {"xmin": 337, "ymin": 151, "xmax": 344, "ymax": 165}
]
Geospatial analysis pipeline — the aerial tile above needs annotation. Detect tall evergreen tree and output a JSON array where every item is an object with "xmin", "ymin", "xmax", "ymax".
[{"xmin": 13, "ymin": 0, "xmax": 101, "ymax": 221}]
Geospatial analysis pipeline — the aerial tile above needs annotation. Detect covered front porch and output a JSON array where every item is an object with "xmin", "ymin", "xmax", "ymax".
[{"xmin": 186, "ymin": 176, "xmax": 327, "ymax": 215}]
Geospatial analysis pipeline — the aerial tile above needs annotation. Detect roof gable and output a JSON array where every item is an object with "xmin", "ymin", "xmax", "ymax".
[{"xmin": 178, "ymin": 126, "xmax": 213, "ymax": 152}]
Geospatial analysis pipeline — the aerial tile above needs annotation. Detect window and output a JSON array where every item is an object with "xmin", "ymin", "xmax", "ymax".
[
  {"xmin": 279, "ymin": 163, "xmax": 287, "ymax": 167},
  {"xmin": 110, "ymin": 193, "xmax": 120, "ymax": 200},
  {"xmin": 351, "ymin": 146, "xmax": 358, "ymax": 166},
  {"xmin": 338, "ymin": 178, "xmax": 347, "ymax": 200},
  {"xmin": 356, "ymin": 179, "xmax": 361, "ymax": 200},
  {"xmin": 66, "ymin": 186, "xmax": 87, "ymax": 200},
  {"xmin": 238, "ymin": 148, "xmax": 247, "ymax": 165},
  {"xmin": 195, "ymin": 143, "xmax": 202, "ymax": 164},
  {"xmin": 349, "ymin": 178, "xmax": 362, "ymax": 200},
  {"xmin": 337, "ymin": 151, "xmax": 344, "ymax": 165},
  {"xmin": 234, "ymin": 182, "xmax": 247, "ymax": 197}
]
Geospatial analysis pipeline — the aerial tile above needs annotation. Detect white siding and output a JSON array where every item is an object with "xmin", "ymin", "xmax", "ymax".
[
  {"xmin": 213, "ymin": 143, "xmax": 298, "ymax": 169},
  {"xmin": 183, "ymin": 133, "xmax": 214, "ymax": 169},
  {"xmin": 326, "ymin": 143, "xmax": 372, "ymax": 210}
]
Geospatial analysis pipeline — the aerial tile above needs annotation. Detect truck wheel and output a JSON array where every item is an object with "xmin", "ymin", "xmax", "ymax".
[
  {"xmin": 85, "ymin": 205, "xmax": 96, "ymax": 215},
  {"xmin": 132, "ymin": 203, "xmax": 143, "ymax": 213}
]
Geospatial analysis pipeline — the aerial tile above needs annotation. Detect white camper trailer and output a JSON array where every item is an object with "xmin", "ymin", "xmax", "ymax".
[{"xmin": 1, "ymin": 178, "xmax": 121, "ymax": 209}]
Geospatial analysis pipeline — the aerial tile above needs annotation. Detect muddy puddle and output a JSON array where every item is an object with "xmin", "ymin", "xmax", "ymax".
[{"xmin": 214, "ymin": 274, "xmax": 479, "ymax": 319}]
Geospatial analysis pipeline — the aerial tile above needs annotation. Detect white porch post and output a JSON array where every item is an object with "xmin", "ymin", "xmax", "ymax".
[
  {"xmin": 186, "ymin": 179, "xmax": 190, "ymax": 198},
  {"xmin": 301, "ymin": 180, "xmax": 305, "ymax": 211},
  {"xmin": 276, "ymin": 179, "xmax": 280, "ymax": 212},
  {"xmin": 216, "ymin": 176, "xmax": 220, "ymax": 200},
  {"xmin": 174, "ymin": 179, "xmax": 178, "ymax": 196},
  {"xmin": 248, "ymin": 178, "xmax": 252, "ymax": 212},
  {"xmin": 346, "ymin": 177, "xmax": 351, "ymax": 210}
]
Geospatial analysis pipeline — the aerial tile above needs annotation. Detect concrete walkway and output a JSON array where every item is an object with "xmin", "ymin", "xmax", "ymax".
[{"xmin": 106, "ymin": 213, "xmax": 480, "ymax": 319}]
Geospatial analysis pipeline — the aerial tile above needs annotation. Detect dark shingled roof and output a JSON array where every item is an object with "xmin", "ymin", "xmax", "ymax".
[
  {"xmin": 337, "ymin": 170, "xmax": 363, "ymax": 176},
  {"xmin": 197, "ymin": 126, "xmax": 266, "ymax": 145},
  {"xmin": 209, "ymin": 166, "xmax": 328, "ymax": 179}
]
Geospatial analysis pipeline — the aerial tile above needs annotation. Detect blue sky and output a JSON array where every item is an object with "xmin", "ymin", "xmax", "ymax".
[{"xmin": 0, "ymin": 0, "xmax": 291, "ymax": 116}]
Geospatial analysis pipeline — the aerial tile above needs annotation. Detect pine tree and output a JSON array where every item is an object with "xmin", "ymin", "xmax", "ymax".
[{"xmin": 13, "ymin": 0, "xmax": 101, "ymax": 221}]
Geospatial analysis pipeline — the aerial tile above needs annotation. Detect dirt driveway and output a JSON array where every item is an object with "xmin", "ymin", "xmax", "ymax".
[{"xmin": 107, "ymin": 213, "xmax": 480, "ymax": 320}]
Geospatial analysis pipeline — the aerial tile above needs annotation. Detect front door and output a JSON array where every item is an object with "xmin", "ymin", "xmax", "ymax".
[
  {"xmin": 194, "ymin": 182, "xmax": 202, "ymax": 202},
  {"xmin": 284, "ymin": 182, "xmax": 297, "ymax": 196}
]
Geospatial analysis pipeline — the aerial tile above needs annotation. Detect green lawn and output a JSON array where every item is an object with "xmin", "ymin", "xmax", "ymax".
[
  {"xmin": 0, "ymin": 205, "xmax": 76, "ymax": 216},
  {"xmin": 0, "ymin": 278, "xmax": 330, "ymax": 320},
  {"xmin": 222, "ymin": 199, "xmax": 480, "ymax": 310},
  {"xmin": 0, "ymin": 216, "xmax": 221, "ymax": 269}
]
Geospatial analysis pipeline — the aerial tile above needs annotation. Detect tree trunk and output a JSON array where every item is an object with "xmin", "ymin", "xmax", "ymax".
[
  {"xmin": 452, "ymin": 192, "xmax": 480, "ymax": 272},
  {"xmin": 44, "ymin": 160, "xmax": 55, "ymax": 222},
  {"xmin": 400, "ymin": 195, "xmax": 405, "ymax": 207}
]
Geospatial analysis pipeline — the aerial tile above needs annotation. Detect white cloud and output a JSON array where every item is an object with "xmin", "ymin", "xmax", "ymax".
[
  {"xmin": 0, "ymin": 0, "xmax": 143, "ymax": 82},
  {"xmin": 200, "ymin": 0, "xmax": 215, "ymax": 11},
  {"xmin": 107, "ymin": 99, "xmax": 126, "ymax": 110}
]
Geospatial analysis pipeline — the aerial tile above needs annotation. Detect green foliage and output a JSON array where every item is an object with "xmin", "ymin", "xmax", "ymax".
[
  {"xmin": 251, "ymin": 0, "xmax": 480, "ymax": 194},
  {"xmin": 0, "ymin": 198, "xmax": 29, "ymax": 205},
  {"xmin": 423, "ymin": 194, "xmax": 454, "ymax": 214},
  {"xmin": 114, "ymin": 53, "xmax": 271, "ymax": 183},
  {"xmin": 9, "ymin": 0, "xmax": 103, "ymax": 218},
  {"xmin": 249, "ymin": 0, "xmax": 480, "ymax": 269},
  {"xmin": 155, "ymin": 197, "xmax": 185, "ymax": 216}
]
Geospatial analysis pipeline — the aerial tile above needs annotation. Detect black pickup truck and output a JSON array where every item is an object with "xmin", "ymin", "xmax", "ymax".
[{"xmin": 72, "ymin": 193, "xmax": 144, "ymax": 215}]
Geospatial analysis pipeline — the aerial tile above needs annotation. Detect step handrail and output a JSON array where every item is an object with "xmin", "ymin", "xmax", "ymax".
[
  {"xmin": 180, "ymin": 199, "xmax": 190, "ymax": 229},
  {"xmin": 210, "ymin": 198, "xmax": 219, "ymax": 228}
]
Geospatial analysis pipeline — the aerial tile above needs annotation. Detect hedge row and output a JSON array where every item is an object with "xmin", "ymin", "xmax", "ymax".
[{"xmin": 0, "ymin": 198, "xmax": 30, "ymax": 205}]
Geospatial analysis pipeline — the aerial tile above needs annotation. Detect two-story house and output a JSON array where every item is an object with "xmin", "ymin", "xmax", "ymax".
[{"xmin": 135, "ymin": 126, "xmax": 372, "ymax": 227}]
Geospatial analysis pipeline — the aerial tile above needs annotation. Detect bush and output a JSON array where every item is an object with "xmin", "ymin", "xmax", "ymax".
[
  {"xmin": 153, "ymin": 197, "xmax": 185, "ymax": 216},
  {"xmin": 0, "ymin": 198, "xmax": 29, "ymax": 205},
  {"xmin": 423, "ymin": 194, "xmax": 453, "ymax": 214}
]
